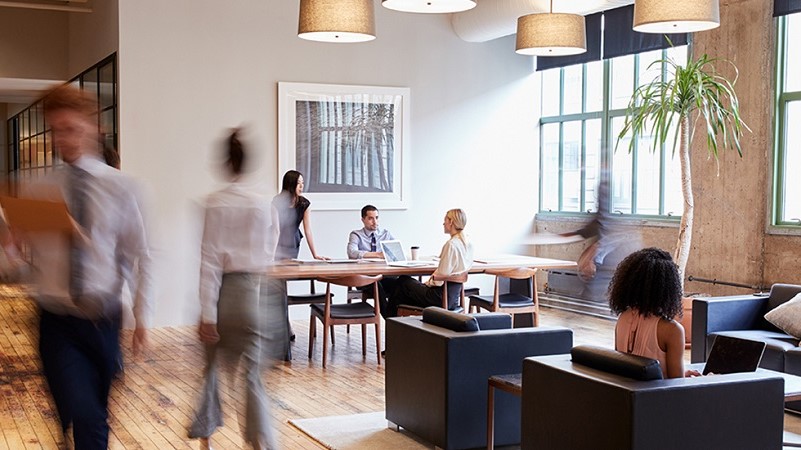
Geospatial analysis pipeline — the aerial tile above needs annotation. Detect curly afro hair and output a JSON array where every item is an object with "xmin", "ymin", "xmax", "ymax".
[{"xmin": 608, "ymin": 247, "xmax": 683, "ymax": 320}]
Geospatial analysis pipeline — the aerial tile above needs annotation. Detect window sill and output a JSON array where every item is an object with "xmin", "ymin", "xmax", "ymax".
[
  {"xmin": 535, "ymin": 212, "xmax": 680, "ymax": 228},
  {"xmin": 767, "ymin": 225, "xmax": 801, "ymax": 236}
]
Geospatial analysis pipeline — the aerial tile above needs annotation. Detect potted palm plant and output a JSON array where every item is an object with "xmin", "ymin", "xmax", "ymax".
[{"xmin": 617, "ymin": 52, "xmax": 749, "ymax": 291}]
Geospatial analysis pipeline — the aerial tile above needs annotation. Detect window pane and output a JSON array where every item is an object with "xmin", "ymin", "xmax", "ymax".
[
  {"xmin": 584, "ymin": 119, "xmax": 602, "ymax": 212},
  {"xmin": 666, "ymin": 45, "xmax": 688, "ymax": 69},
  {"xmin": 611, "ymin": 117, "xmax": 633, "ymax": 214},
  {"xmin": 99, "ymin": 62, "xmax": 115, "ymax": 109},
  {"xmin": 541, "ymin": 123, "xmax": 560, "ymax": 212},
  {"xmin": 562, "ymin": 121, "xmax": 582, "ymax": 212},
  {"xmin": 782, "ymin": 101, "xmax": 801, "ymax": 221},
  {"xmin": 585, "ymin": 60, "xmax": 603, "ymax": 112},
  {"xmin": 563, "ymin": 65, "xmax": 583, "ymax": 115},
  {"xmin": 610, "ymin": 55, "xmax": 635, "ymax": 110},
  {"xmin": 82, "ymin": 69, "xmax": 99, "ymax": 105},
  {"xmin": 638, "ymin": 49, "xmax": 663, "ymax": 87},
  {"xmin": 541, "ymin": 69, "xmax": 561, "ymax": 117},
  {"xmin": 786, "ymin": 14, "xmax": 801, "ymax": 92},
  {"xmin": 636, "ymin": 146, "xmax": 661, "ymax": 215}
]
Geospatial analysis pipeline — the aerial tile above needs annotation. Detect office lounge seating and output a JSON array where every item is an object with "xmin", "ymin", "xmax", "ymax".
[
  {"xmin": 385, "ymin": 307, "xmax": 573, "ymax": 450},
  {"xmin": 522, "ymin": 346, "xmax": 785, "ymax": 450},
  {"xmin": 308, "ymin": 274, "xmax": 382, "ymax": 368},
  {"xmin": 692, "ymin": 284, "xmax": 801, "ymax": 369}
]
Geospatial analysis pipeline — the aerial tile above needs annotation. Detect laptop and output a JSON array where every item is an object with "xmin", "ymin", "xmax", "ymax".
[
  {"xmin": 380, "ymin": 240, "xmax": 432, "ymax": 267},
  {"xmin": 702, "ymin": 335, "xmax": 766, "ymax": 375}
]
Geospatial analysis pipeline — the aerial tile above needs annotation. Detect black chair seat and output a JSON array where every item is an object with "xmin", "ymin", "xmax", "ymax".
[
  {"xmin": 470, "ymin": 293, "xmax": 534, "ymax": 309},
  {"xmin": 310, "ymin": 301, "xmax": 375, "ymax": 319},
  {"xmin": 464, "ymin": 287, "xmax": 480, "ymax": 297},
  {"xmin": 398, "ymin": 304, "xmax": 465, "ymax": 314},
  {"xmin": 288, "ymin": 292, "xmax": 332, "ymax": 305}
]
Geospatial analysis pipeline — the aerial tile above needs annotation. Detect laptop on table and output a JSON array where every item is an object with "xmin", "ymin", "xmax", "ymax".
[
  {"xmin": 380, "ymin": 240, "xmax": 432, "ymax": 267},
  {"xmin": 702, "ymin": 335, "xmax": 766, "ymax": 375}
]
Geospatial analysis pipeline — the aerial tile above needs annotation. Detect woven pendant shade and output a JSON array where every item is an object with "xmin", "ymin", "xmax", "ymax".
[
  {"xmin": 515, "ymin": 12, "xmax": 587, "ymax": 56},
  {"xmin": 633, "ymin": 0, "xmax": 720, "ymax": 33},
  {"xmin": 382, "ymin": 0, "xmax": 476, "ymax": 14},
  {"xmin": 298, "ymin": 0, "xmax": 376, "ymax": 43}
]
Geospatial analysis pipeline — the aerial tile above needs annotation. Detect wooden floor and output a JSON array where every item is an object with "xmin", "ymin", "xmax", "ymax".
[{"xmin": 0, "ymin": 284, "xmax": 616, "ymax": 449}]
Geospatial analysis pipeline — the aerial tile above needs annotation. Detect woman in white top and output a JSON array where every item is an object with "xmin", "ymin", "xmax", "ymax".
[
  {"xmin": 386, "ymin": 209, "xmax": 474, "ymax": 317},
  {"xmin": 189, "ymin": 130, "xmax": 282, "ymax": 450}
]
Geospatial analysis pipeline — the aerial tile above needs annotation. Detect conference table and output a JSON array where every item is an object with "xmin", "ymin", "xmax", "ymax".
[{"xmin": 265, "ymin": 255, "xmax": 578, "ymax": 280}]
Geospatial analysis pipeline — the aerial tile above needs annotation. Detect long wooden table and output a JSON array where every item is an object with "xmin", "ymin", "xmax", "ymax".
[{"xmin": 265, "ymin": 255, "xmax": 577, "ymax": 280}]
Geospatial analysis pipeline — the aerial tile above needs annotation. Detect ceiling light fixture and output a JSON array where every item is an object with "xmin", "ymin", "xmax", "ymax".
[
  {"xmin": 633, "ymin": 0, "xmax": 720, "ymax": 34},
  {"xmin": 298, "ymin": 0, "xmax": 376, "ymax": 43},
  {"xmin": 381, "ymin": 0, "xmax": 476, "ymax": 14},
  {"xmin": 515, "ymin": 0, "xmax": 587, "ymax": 56}
]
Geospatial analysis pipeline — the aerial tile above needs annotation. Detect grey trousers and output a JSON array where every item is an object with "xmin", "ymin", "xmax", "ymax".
[{"xmin": 189, "ymin": 273, "xmax": 287, "ymax": 448}]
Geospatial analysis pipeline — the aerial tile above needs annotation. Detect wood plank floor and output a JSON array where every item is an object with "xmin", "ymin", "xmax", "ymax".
[{"xmin": 0, "ymin": 284, "xmax": 616, "ymax": 449}]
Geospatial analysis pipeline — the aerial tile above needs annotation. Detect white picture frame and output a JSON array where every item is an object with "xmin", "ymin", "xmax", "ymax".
[{"xmin": 278, "ymin": 82, "xmax": 410, "ymax": 210}]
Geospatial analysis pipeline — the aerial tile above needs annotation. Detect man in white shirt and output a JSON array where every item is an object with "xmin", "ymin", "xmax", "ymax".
[{"xmin": 11, "ymin": 86, "xmax": 153, "ymax": 450}]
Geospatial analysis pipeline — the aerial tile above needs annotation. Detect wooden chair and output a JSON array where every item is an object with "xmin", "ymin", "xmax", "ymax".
[
  {"xmin": 286, "ymin": 280, "xmax": 332, "ymax": 342},
  {"xmin": 468, "ymin": 268, "xmax": 540, "ymax": 327},
  {"xmin": 308, "ymin": 274, "xmax": 383, "ymax": 368},
  {"xmin": 396, "ymin": 272, "xmax": 468, "ymax": 316}
]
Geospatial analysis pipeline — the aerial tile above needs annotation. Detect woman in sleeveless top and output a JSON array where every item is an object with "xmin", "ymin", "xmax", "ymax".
[
  {"xmin": 271, "ymin": 170, "xmax": 327, "ymax": 261},
  {"xmin": 608, "ymin": 247, "xmax": 697, "ymax": 379}
]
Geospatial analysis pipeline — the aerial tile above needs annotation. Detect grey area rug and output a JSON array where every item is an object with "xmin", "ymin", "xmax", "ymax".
[{"xmin": 288, "ymin": 412, "xmax": 430, "ymax": 450}]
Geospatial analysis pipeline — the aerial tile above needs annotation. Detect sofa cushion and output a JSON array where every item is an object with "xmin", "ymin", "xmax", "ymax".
[
  {"xmin": 472, "ymin": 313, "xmax": 512, "ymax": 330},
  {"xmin": 422, "ymin": 307, "xmax": 479, "ymax": 332},
  {"xmin": 765, "ymin": 293, "xmax": 801, "ymax": 339},
  {"xmin": 570, "ymin": 345, "xmax": 663, "ymax": 381}
]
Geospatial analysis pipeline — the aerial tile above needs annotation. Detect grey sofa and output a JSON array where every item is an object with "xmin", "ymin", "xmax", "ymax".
[
  {"xmin": 691, "ymin": 284, "xmax": 801, "ymax": 371},
  {"xmin": 522, "ymin": 346, "xmax": 786, "ymax": 450},
  {"xmin": 385, "ymin": 307, "xmax": 573, "ymax": 450}
]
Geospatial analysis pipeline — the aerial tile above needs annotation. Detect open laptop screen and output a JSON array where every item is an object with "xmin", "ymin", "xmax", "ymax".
[{"xmin": 380, "ymin": 240, "xmax": 405, "ymax": 262}]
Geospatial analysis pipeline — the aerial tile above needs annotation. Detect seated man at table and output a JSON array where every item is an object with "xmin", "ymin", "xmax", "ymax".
[
  {"xmin": 347, "ymin": 204, "xmax": 397, "ymax": 316},
  {"xmin": 347, "ymin": 204, "xmax": 395, "ymax": 259}
]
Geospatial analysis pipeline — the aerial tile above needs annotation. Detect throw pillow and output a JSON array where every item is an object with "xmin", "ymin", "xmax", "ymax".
[{"xmin": 764, "ymin": 292, "xmax": 801, "ymax": 340}]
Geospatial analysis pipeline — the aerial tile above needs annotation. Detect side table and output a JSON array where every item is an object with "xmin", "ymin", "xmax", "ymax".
[{"xmin": 487, "ymin": 373, "xmax": 522, "ymax": 450}]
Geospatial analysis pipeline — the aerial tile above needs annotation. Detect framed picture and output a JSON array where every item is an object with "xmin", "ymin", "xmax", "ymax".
[{"xmin": 278, "ymin": 82, "xmax": 410, "ymax": 210}]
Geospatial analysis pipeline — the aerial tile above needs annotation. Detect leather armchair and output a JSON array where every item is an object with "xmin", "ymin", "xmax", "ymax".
[
  {"xmin": 385, "ymin": 308, "xmax": 573, "ymax": 450},
  {"xmin": 522, "ymin": 347, "xmax": 785, "ymax": 450}
]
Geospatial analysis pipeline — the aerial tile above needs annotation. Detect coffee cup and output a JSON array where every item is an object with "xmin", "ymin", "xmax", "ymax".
[{"xmin": 410, "ymin": 246, "xmax": 420, "ymax": 260}]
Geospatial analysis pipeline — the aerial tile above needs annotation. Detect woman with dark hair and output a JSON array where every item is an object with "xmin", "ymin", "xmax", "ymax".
[
  {"xmin": 608, "ymin": 247, "xmax": 696, "ymax": 379},
  {"xmin": 189, "ymin": 129, "xmax": 282, "ymax": 450},
  {"xmin": 387, "ymin": 209, "xmax": 473, "ymax": 317},
  {"xmin": 271, "ymin": 170, "xmax": 327, "ymax": 260}
]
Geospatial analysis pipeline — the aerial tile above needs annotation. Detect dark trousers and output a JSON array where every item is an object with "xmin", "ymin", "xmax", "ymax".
[
  {"xmin": 39, "ymin": 309, "xmax": 121, "ymax": 450},
  {"xmin": 360, "ymin": 276, "xmax": 399, "ymax": 319},
  {"xmin": 386, "ymin": 275, "xmax": 462, "ymax": 317}
]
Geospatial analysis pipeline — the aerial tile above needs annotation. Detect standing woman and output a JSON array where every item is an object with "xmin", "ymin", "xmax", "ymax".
[
  {"xmin": 272, "ymin": 170, "xmax": 327, "ymax": 260},
  {"xmin": 189, "ymin": 129, "xmax": 283, "ymax": 450},
  {"xmin": 387, "ymin": 209, "xmax": 474, "ymax": 317}
]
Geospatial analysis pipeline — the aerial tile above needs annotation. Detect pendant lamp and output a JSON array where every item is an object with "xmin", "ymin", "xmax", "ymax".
[
  {"xmin": 515, "ymin": 0, "xmax": 586, "ymax": 56},
  {"xmin": 633, "ymin": 0, "xmax": 720, "ymax": 34},
  {"xmin": 382, "ymin": 0, "xmax": 476, "ymax": 14},
  {"xmin": 298, "ymin": 0, "xmax": 376, "ymax": 43}
]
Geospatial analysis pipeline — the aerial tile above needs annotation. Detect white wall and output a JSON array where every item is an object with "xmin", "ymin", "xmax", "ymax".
[
  {"xmin": 118, "ymin": 0, "xmax": 540, "ymax": 326},
  {"xmin": 68, "ymin": 0, "xmax": 119, "ymax": 77},
  {"xmin": 0, "ymin": 8, "xmax": 68, "ymax": 80}
]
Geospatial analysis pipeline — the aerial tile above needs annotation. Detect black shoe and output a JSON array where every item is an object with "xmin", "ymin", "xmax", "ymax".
[
  {"xmin": 290, "ymin": 334, "xmax": 296, "ymax": 342},
  {"xmin": 381, "ymin": 350, "xmax": 386, "ymax": 358}
]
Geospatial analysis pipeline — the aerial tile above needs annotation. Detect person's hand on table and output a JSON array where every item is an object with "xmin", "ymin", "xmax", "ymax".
[
  {"xmin": 685, "ymin": 369, "xmax": 703, "ymax": 377},
  {"xmin": 313, "ymin": 255, "xmax": 330, "ymax": 261}
]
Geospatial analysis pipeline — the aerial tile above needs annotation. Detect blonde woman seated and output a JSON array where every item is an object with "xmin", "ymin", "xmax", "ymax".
[{"xmin": 386, "ymin": 209, "xmax": 473, "ymax": 317}]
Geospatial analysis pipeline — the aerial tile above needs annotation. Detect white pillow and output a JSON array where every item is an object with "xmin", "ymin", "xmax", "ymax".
[{"xmin": 764, "ymin": 292, "xmax": 801, "ymax": 340}]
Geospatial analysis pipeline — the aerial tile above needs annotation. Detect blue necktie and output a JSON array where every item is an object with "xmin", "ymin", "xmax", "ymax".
[
  {"xmin": 370, "ymin": 233, "xmax": 376, "ymax": 252},
  {"xmin": 69, "ymin": 166, "xmax": 90, "ymax": 300}
]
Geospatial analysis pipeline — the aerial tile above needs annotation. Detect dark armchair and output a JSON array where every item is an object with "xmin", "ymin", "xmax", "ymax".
[
  {"xmin": 385, "ymin": 307, "xmax": 573, "ymax": 450},
  {"xmin": 522, "ymin": 346, "xmax": 785, "ymax": 450}
]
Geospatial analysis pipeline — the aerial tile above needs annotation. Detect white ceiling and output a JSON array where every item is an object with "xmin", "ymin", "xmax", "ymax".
[{"xmin": 0, "ymin": 78, "xmax": 63, "ymax": 105}]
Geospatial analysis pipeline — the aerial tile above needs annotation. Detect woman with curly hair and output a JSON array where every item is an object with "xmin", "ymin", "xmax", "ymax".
[{"xmin": 608, "ymin": 247, "xmax": 695, "ymax": 379}]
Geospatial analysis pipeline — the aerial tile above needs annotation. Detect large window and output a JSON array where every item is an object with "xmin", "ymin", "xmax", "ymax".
[
  {"xmin": 6, "ymin": 54, "xmax": 117, "ymax": 182},
  {"xmin": 774, "ymin": 13, "xmax": 801, "ymax": 227},
  {"xmin": 539, "ymin": 46, "xmax": 687, "ymax": 217}
]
